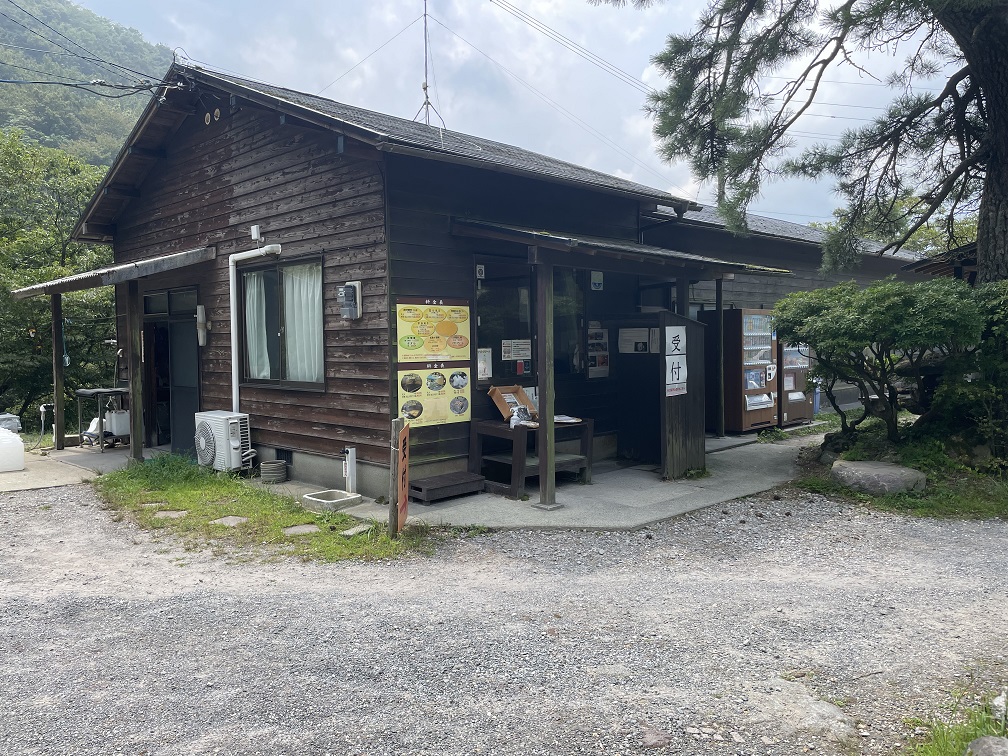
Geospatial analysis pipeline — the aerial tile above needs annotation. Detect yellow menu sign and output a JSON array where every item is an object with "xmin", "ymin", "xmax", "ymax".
[
  {"xmin": 396, "ymin": 298, "xmax": 471, "ymax": 363},
  {"xmin": 397, "ymin": 363, "xmax": 471, "ymax": 428}
]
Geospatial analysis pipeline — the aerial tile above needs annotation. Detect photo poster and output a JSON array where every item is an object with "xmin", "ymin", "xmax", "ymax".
[
  {"xmin": 397, "ymin": 362, "xmax": 471, "ymax": 428},
  {"xmin": 396, "ymin": 297, "xmax": 471, "ymax": 364},
  {"xmin": 665, "ymin": 326, "xmax": 688, "ymax": 397},
  {"xmin": 587, "ymin": 328, "xmax": 609, "ymax": 378}
]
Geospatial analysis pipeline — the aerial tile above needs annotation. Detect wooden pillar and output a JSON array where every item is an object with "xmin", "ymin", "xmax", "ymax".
[
  {"xmin": 676, "ymin": 274, "xmax": 690, "ymax": 317},
  {"xmin": 127, "ymin": 280, "xmax": 144, "ymax": 462},
  {"xmin": 51, "ymin": 294, "xmax": 65, "ymax": 450},
  {"xmin": 531, "ymin": 247, "xmax": 560, "ymax": 510},
  {"xmin": 715, "ymin": 277, "xmax": 725, "ymax": 438}
]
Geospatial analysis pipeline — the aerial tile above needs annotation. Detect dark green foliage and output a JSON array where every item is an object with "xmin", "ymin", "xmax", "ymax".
[
  {"xmin": 0, "ymin": 0, "xmax": 172, "ymax": 165},
  {"xmin": 773, "ymin": 278, "xmax": 983, "ymax": 441},
  {"xmin": 0, "ymin": 129, "xmax": 114, "ymax": 426},
  {"xmin": 597, "ymin": 0, "xmax": 1008, "ymax": 283},
  {"xmin": 929, "ymin": 281, "xmax": 1008, "ymax": 458}
]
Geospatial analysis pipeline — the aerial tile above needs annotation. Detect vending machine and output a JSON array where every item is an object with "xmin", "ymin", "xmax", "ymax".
[
  {"xmin": 777, "ymin": 342, "xmax": 814, "ymax": 427},
  {"xmin": 701, "ymin": 308, "xmax": 778, "ymax": 433}
]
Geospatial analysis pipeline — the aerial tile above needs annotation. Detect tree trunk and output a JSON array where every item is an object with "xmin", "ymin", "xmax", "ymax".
[{"xmin": 934, "ymin": 4, "xmax": 1008, "ymax": 283}]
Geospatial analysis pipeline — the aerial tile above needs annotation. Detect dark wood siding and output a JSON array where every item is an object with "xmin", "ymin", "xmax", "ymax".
[
  {"xmin": 644, "ymin": 223, "xmax": 921, "ymax": 310},
  {"xmin": 385, "ymin": 155, "xmax": 642, "ymax": 463},
  {"xmin": 112, "ymin": 106, "xmax": 390, "ymax": 464}
]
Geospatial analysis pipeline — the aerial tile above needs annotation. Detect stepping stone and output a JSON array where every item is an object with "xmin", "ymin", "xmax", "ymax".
[
  {"xmin": 153, "ymin": 510, "xmax": 187, "ymax": 519},
  {"xmin": 340, "ymin": 523, "xmax": 372, "ymax": 538},
  {"xmin": 142, "ymin": 501, "xmax": 169, "ymax": 509},
  {"xmin": 210, "ymin": 516, "xmax": 248, "ymax": 527},
  {"xmin": 282, "ymin": 524, "xmax": 320, "ymax": 536}
]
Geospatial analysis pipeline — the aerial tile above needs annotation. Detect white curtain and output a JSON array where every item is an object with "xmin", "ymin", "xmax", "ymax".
[
  {"xmin": 283, "ymin": 262, "xmax": 323, "ymax": 383},
  {"xmin": 244, "ymin": 271, "xmax": 272, "ymax": 379}
]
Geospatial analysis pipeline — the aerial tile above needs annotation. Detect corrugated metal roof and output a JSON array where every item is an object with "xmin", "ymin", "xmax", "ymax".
[{"xmin": 11, "ymin": 246, "xmax": 216, "ymax": 300}]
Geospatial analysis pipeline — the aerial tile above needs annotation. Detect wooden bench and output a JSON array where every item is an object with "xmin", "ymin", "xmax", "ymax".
[
  {"xmin": 469, "ymin": 418, "xmax": 593, "ymax": 500},
  {"xmin": 408, "ymin": 471, "xmax": 485, "ymax": 504}
]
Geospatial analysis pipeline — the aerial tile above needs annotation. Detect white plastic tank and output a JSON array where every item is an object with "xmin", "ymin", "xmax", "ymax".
[{"xmin": 0, "ymin": 428, "xmax": 25, "ymax": 473}]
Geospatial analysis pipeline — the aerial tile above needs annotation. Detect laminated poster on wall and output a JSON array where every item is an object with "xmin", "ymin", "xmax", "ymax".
[
  {"xmin": 396, "ymin": 297, "xmax": 471, "ymax": 363},
  {"xmin": 665, "ymin": 354, "xmax": 687, "ymax": 397},
  {"xmin": 397, "ymin": 362, "xmax": 472, "ymax": 428},
  {"xmin": 618, "ymin": 327, "xmax": 650, "ymax": 354},
  {"xmin": 477, "ymin": 348, "xmax": 492, "ymax": 380},
  {"xmin": 587, "ymin": 328, "xmax": 609, "ymax": 378}
]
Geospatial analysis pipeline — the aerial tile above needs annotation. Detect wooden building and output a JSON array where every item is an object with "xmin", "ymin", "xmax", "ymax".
[
  {"xmin": 642, "ymin": 206, "xmax": 921, "ymax": 316},
  {"xmin": 13, "ymin": 63, "xmax": 790, "ymax": 503}
]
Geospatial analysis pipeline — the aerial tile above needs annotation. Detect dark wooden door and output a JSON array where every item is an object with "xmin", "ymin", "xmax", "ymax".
[{"xmin": 169, "ymin": 319, "xmax": 199, "ymax": 455}]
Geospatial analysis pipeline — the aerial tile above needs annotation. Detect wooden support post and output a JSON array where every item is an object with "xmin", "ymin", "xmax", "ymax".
[
  {"xmin": 51, "ymin": 294, "xmax": 65, "ymax": 449},
  {"xmin": 127, "ymin": 280, "xmax": 144, "ymax": 462},
  {"xmin": 715, "ymin": 277, "xmax": 725, "ymax": 438},
  {"xmin": 532, "ymin": 248, "xmax": 560, "ymax": 510},
  {"xmin": 676, "ymin": 275, "xmax": 690, "ymax": 317}
]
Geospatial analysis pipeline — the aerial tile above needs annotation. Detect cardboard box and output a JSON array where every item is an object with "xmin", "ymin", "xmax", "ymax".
[{"xmin": 488, "ymin": 385, "xmax": 538, "ymax": 421}]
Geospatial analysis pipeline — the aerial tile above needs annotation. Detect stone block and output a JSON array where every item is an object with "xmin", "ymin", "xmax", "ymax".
[{"xmin": 830, "ymin": 460, "xmax": 926, "ymax": 495}]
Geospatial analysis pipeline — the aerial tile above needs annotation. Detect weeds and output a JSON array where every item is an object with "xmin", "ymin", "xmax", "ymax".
[
  {"xmin": 910, "ymin": 692, "xmax": 1007, "ymax": 755},
  {"xmin": 93, "ymin": 453, "xmax": 432, "ymax": 562}
]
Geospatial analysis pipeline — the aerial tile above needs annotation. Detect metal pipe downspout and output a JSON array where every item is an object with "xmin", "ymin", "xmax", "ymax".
[{"xmin": 229, "ymin": 244, "xmax": 281, "ymax": 413}]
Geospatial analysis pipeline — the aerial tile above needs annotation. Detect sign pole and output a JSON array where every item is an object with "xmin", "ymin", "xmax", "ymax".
[{"xmin": 388, "ymin": 417, "xmax": 409, "ymax": 538}]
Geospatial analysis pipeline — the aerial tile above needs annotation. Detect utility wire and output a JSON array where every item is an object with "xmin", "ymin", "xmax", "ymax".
[
  {"xmin": 317, "ymin": 14, "xmax": 423, "ymax": 95},
  {"xmin": 0, "ymin": 6, "xmax": 123, "ymax": 82},
  {"xmin": 3, "ymin": 0, "xmax": 159, "ymax": 82},
  {"xmin": 430, "ymin": 14, "xmax": 695, "ymax": 199},
  {"xmin": 488, "ymin": 0, "xmax": 652, "ymax": 95}
]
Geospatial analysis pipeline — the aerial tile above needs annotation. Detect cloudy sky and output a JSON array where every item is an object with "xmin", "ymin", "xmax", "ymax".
[{"xmin": 75, "ymin": 0, "xmax": 940, "ymax": 226}]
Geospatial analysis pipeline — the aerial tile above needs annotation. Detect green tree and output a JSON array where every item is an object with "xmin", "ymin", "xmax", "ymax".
[
  {"xmin": 772, "ymin": 278, "xmax": 983, "ymax": 442},
  {"xmin": 0, "ymin": 0, "xmax": 172, "ymax": 166},
  {"xmin": 0, "ymin": 129, "xmax": 114, "ymax": 426},
  {"xmin": 599, "ymin": 0, "xmax": 1008, "ymax": 283},
  {"xmin": 810, "ymin": 196, "xmax": 979, "ymax": 259}
]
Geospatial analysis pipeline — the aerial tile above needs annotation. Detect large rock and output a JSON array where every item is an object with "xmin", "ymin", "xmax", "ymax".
[
  {"xmin": 830, "ymin": 460, "xmax": 926, "ymax": 495},
  {"xmin": 965, "ymin": 736, "xmax": 1008, "ymax": 756}
]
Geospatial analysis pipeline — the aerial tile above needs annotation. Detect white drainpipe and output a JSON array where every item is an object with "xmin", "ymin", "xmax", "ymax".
[{"xmin": 229, "ymin": 244, "xmax": 281, "ymax": 413}]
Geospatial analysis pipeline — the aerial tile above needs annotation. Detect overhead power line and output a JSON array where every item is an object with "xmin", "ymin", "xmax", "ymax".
[
  {"xmin": 1, "ymin": 0, "xmax": 159, "ymax": 83},
  {"xmin": 317, "ymin": 15, "xmax": 423, "ymax": 96},
  {"xmin": 488, "ymin": 0, "xmax": 652, "ymax": 96},
  {"xmin": 429, "ymin": 14, "xmax": 696, "ymax": 200}
]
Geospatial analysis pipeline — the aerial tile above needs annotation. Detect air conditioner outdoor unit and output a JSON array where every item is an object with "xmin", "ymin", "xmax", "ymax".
[{"xmin": 194, "ymin": 411, "xmax": 253, "ymax": 472}]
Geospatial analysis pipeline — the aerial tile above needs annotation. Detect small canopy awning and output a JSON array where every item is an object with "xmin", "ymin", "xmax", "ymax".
[
  {"xmin": 11, "ymin": 246, "xmax": 216, "ymax": 300},
  {"xmin": 451, "ymin": 219, "xmax": 790, "ymax": 278}
]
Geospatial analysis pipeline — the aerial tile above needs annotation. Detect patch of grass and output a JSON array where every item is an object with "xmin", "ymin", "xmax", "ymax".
[
  {"xmin": 93, "ymin": 454, "xmax": 433, "ymax": 562},
  {"xmin": 800, "ymin": 420, "xmax": 1008, "ymax": 520},
  {"xmin": 757, "ymin": 427, "xmax": 789, "ymax": 443},
  {"xmin": 910, "ymin": 695, "xmax": 1006, "ymax": 755}
]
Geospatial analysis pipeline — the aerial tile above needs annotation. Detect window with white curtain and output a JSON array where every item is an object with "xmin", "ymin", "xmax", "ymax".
[{"xmin": 241, "ymin": 258, "xmax": 323, "ymax": 387}]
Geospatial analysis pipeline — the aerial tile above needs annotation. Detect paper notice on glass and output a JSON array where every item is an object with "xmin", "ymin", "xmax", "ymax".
[
  {"xmin": 587, "ymin": 328, "xmax": 609, "ymax": 378},
  {"xmin": 649, "ymin": 328, "xmax": 661, "ymax": 354},
  {"xmin": 665, "ymin": 326, "xmax": 687, "ymax": 356},
  {"xmin": 477, "ymin": 348, "xmax": 492, "ymax": 380},
  {"xmin": 619, "ymin": 328, "xmax": 650, "ymax": 353},
  {"xmin": 501, "ymin": 340, "xmax": 512, "ymax": 360},
  {"xmin": 510, "ymin": 339, "xmax": 532, "ymax": 360}
]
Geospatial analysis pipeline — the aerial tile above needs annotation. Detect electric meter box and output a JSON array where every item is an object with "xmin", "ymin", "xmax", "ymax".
[{"xmin": 338, "ymin": 281, "xmax": 362, "ymax": 319}]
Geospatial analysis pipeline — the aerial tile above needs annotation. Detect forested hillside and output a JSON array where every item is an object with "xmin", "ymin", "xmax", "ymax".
[{"xmin": 0, "ymin": 0, "xmax": 171, "ymax": 165}]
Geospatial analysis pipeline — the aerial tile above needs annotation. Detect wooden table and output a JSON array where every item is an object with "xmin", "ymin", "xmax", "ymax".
[
  {"xmin": 469, "ymin": 418, "xmax": 593, "ymax": 499},
  {"xmin": 75, "ymin": 387, "xmax": 130, "ymax": 452}
]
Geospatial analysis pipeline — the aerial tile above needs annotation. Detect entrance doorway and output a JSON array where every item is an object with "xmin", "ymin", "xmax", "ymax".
[{"xmin": 142, "ymin": 288, "xmax": 199, "ymax": 454}]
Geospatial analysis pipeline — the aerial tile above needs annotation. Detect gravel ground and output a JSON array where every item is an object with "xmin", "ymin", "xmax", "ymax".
[{"xmin": 1, "ymin": 482, "xmax": 1006, "ymax": 756}]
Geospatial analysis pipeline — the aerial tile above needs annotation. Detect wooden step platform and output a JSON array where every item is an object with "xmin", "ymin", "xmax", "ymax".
[{"xmin": 409, "ymin": 471, "xmax": 485, "ymax": 504}]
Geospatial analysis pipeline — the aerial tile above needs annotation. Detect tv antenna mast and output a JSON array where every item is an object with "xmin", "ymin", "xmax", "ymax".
[{"xmin": 414, "ymin": 0, "xmax": 446, "ymax": 127}]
